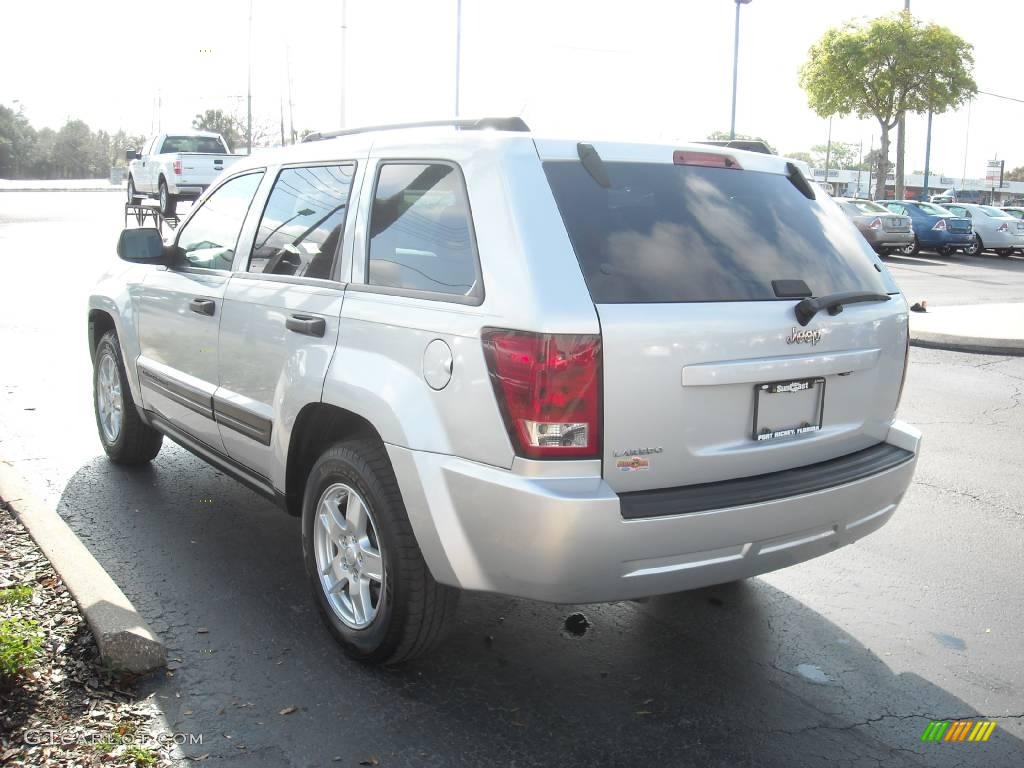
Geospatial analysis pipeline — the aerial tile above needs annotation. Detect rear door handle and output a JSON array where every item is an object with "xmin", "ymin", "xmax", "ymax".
[
  {"xmin": 189, "ymin": 298, "xmax": 216, "ymax": 316},
  {"xmin": 286, "ymin": 314, "xmax": 326, "ymax": 337}
]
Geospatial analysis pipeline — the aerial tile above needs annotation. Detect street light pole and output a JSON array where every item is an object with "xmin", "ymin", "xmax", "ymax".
[
  {"xmin": 455, "ymin": 0, "xmax": 462, "ymax": 117},
  {"xmin": 246, "ymin": 0, "xmax": 253, "ymax": 155},
  {"xmin": 729, "ymin": 0, "xmax": 752, "ymax": 140},
  {"xmin": 340, "ymin": 0, "xmax": 347, "ymax": 129}
]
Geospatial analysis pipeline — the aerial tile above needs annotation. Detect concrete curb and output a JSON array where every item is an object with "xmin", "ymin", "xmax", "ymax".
[
  {"xmin": 0, "ymin": 462, "xmax": 166, "ymax": 674},
  {"xmin": 910, "ymin": 329, "xmax": 1024, "ymax": 356}
]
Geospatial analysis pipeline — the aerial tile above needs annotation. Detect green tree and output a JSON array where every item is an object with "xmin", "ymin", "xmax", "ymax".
[
  {"xmin": 706, "ymin": 130, "xmax": 775, "ymax": 154},
  {"xmin": 192, "ymin": 109, "xmax": 242, "ymax": 151},
  {"xmin": 52, "ymin": 120, "xmax": 94, "ymax": 178},
  {"xmin": 0, "ymin": 104, "xmax": 37, "ymax": 178},
  {"xmin": 800, "ymin": 12, "xmax": 976, "ymax": 201},
  {"xmin": 785, "ymin": 151, "xmax": 814, "ymax": 165},
  {"xmin": 811, "ymin": 142, "xmax": 860, "ymax": 170}
]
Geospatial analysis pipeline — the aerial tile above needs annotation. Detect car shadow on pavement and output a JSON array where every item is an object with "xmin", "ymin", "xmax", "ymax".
[{"xmin": 54, "ymin": 452, "xmax": 1024, "ymax": 768}]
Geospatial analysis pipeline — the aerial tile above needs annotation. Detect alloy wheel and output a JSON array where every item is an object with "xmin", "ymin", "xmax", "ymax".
[
  {"xmin": 96, "ymin": 352, "xmax": 123, "ymax": 443},
  {"xmin": 313, "ymin": 483, "xmax": 385, "ymax": 630}
]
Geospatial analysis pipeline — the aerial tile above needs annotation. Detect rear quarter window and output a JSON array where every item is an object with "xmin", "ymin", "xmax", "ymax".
[
  {"xmin": 543, "ymin": 161, "xmax": 890, "ymax": 303},
  {"xmin": 366, "ymin": 162, "xmax": 482, "ymax": 302}
]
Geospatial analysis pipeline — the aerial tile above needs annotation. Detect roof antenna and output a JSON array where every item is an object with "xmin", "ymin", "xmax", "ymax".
[{"xmin": 578, "ymin": 143, "xmax": 611, "ymax": 188}]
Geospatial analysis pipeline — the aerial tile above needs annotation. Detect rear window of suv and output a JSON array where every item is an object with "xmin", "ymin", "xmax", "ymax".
[{"xmin": 543, "ymin": 161, "xmax": 891, "ymax": 303}]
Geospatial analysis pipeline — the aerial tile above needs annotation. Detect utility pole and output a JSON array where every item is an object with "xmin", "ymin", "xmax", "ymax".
[
  {"xmin": 247, "ymin": 0, "xmax": 253, "ymax": 155},
  {"xmin": 455, "ymin": 0, "xmax": 462, "ymax": 116},
  {"xmin": 287, "ymin": 45, "xmax": 295, "ymax": 144},
  {"xmin": 867, "ymin": 135, "xmax": 874, "ymax": 200},
  {"xmin": 729, "ymin": 0, "xmax": 753, "ymax": 140},
  {"xmin": 280, "ymin": 95, "xmax": 285, "ymax": 146},
  {"xmin": 823, "ymin": 117, "xmax": 833, "ymax": 194},
  {"xmin": 895, "ymin": 0, "xmax": 910, "ymax": 200},
  {"xmin": 857, "ymin": 139, "xmax": 863, "ymax": 197},
  {"xmin": 921, "ymin": 110, "xmax": 933, "ymax": 201},
  {"xmin": 340, "ymin": 0, "xmax": 347, "ymax": 129}
]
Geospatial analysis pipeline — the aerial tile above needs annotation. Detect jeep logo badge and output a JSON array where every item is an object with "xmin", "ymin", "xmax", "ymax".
[{"xmin": 786, "ymin": 327, "xmax": 822, "ymax": 345}]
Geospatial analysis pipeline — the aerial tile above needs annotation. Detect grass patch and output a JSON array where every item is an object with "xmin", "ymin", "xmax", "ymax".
[
  {"xmin": 0, "ymin": 616, "xmax": 44, "ymax": 679},
  {"xmin": 92, "ymin": 724, "xmax": 159, "ymax": 766},
  {"xmin": 0, "ymin": 584, "xmax": 33, "ymax": 605}
]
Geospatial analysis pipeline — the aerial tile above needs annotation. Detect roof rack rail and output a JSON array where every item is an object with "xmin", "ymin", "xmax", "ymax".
[{"xmin": 302, "ymin": 116, "xmax": 530, "ymax": 143}]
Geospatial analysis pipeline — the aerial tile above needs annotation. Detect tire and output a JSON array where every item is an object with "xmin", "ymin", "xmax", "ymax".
[
  {"xmin": 127, "ymin": 176, "xmax": 142, "ymax": 205},
  {"xmin": 937, "ymin": 246, "xmax": 953, "ymax": 257},
  {"xmin": 996, "ymin": 249, "xmax": 1013, "ymax": 258},
  {"xmin": 966, "ymin": 236, "xmax": 983, "ymax": 256},
  {"xmin": 301, "ymin": 437, "xmax": 459, "ymax": 664},
  {"xmin": 158, "ymin": 178, "xmax": 176, "ymax": 217},
  {"xmin": 93, "ymin": 330, "xmax": 163, "ymax": 465},
  {"xmin": 898, "ymin": 237, "xmax": 919, "ymax": 256}
]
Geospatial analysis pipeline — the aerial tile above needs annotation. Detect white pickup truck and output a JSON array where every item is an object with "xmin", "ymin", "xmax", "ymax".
[{"xmin": 126, "ymin": 131, "xmax": 240, "ymax": 215}]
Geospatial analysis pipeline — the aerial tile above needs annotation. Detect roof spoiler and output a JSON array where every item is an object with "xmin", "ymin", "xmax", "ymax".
[{"xmin": 302, "ymin": 116, "xmax": 531, "ymax": 143}]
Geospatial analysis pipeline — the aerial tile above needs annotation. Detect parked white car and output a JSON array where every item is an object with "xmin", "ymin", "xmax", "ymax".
[
  {"xmin": 90, "ymin": 117, "xmax": 920, "ymax": 663},
  {"xmin": 126, "ymin": 131, "xmax": 239, "ymax": 215},
  {"xmin": 942, "ymin": 202, "xmax": 1024, "ymax": 257}
]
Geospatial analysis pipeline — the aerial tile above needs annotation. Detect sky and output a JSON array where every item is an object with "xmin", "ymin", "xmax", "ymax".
[{"xmin": 2, "ymin": 0, "xmax": 1023, "ymax": 182}]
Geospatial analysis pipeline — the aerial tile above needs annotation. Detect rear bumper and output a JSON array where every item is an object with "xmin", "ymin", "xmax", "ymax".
[
  {"xmin": 389, "ymin": 421, "xmax": 921, "ymax": 603},
  {"xmin": 864, "ymin": 229, "xmax": 913, "ymax": 249},
  {"xmin": 980, "ymin": 230, "xmax": 1024, "ymax": 248},
  {"xmin": 920, "ymin": 230, "xmax": 974, "ymax": 247},
  {"xmin": 166, "ymin": 183, "xmax": 206, "ymax": 198}
]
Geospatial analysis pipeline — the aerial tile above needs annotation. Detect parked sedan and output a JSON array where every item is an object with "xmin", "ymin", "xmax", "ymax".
[
  {"xmin": 835, "ymin": 198, "xmax": 913, "ymax": 254},
  {"xmin": 944, "ymin": 203, "xmax": 1024, "ymax": 257},
  {"xmin": 882, "ymin": 200, "xmax": 974, "ymax": 256}
]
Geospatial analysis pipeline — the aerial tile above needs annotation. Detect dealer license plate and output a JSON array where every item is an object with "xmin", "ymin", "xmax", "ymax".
[{"xmin": 752, "ymin": 378, "xmax": 825, "ymax": 442}]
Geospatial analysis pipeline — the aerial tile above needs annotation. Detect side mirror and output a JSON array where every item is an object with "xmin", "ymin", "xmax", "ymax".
[
  {"xmin": 126, "ymin": 149, "xmax": 141, "ymax": 161},
  {"xmin": 117, "ymin": 228, "xmax": 170, "ymax": 264}
]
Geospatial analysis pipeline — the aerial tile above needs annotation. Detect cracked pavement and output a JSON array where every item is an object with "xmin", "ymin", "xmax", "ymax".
[{"xmin": 1, "ymin": 192, "xmax": 1022, "ymax": 766}]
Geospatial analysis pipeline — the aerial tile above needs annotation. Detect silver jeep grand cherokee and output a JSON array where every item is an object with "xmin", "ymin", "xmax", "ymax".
[{"xmin": 88, "ymin": 117, "xmax": 920, "ymax": 664}]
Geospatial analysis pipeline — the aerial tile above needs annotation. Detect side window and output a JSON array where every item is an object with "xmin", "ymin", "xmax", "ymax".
[
  {"xmin": 367, "ymin": 162, "xmax": 481, "ymax": 301},
  {"xmin": 176, "ymin": 172, "xmax": 264, "ymax": 270},
  {"xmin": 248, "ymin": 164, "xmax": 355, "ymax": 279}
]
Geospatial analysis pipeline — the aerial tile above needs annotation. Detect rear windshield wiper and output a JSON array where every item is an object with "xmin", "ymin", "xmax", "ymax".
[{"xmin": 794, "ymin": 292, "xmax": 891, "ymax": 326}]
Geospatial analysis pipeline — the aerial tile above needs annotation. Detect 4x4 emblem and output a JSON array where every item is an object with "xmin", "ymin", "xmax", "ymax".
[{"xmin": 786, "ymin": 327, "xmax": 822, "ymax": 345}]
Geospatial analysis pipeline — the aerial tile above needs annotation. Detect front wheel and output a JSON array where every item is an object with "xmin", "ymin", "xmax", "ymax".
[
  {"xmin": 301, "ymin": 437, "xmax": 459, "ymax": 664},
  {"xmin": 93, "ymin": 331, "xmax": 163, "ymax": 464},
  {"xmin": 158, "ymin": 179, "xmax": 176, "ymax": 217},
  {"xmin": 898, "ymin": 237, "xmax": 919, "ymax": 256},
  {"xmin": 966, "ymin": 236, "xmax": 983, "ymax": 256},
  {"xmin": 996, "ymin": 248, "xmax": 1013, "ymax": 258},
  {"xmin": 937, "ymin": 246, "xmax": 953, "ymax": 257}
]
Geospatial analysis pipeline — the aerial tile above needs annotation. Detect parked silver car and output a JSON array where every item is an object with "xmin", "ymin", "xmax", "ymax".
[
  {"xmin": 88, "ymin": 118, "xmax": 920, "ymax": 663},
  {"xmin": 944, "ymin": 202, "xmax": 1024, "ymax": 257},
  {"xmin": 835, "ymin": 197, "xmax": 914, "ymax": 254}
]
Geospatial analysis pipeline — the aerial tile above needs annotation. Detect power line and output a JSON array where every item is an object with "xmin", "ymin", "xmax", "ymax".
[{"xmin": 976, "ymin": 89, "xmax": 1024, "ymax": 105}]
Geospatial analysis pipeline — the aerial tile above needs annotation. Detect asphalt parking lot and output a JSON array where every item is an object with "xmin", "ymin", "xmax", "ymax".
[{"xmin": 1, "ymin": 191, "xmax": 1023, "ymax": 767}]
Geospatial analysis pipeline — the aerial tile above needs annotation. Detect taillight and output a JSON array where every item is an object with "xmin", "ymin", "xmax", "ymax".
[
  {"xmin": 868, "ymin": 217, "xmax": 882, "ymax": 230},
  {"xmin": 481, "ymin": 329, "xmax": 601, "ymax": 459},
  {"xmin": 173, "ymin": 160, "xmax": 182, "ymax": 175},
  {"xmin": 998, "ymin": 222, "xmax": 1009, "ymax": 233},
  {"xmin": 932, "ymin": 218, "xmax": 947, "ymax": 231}
]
